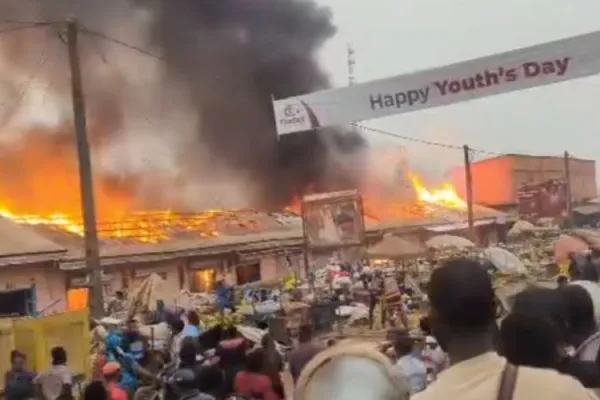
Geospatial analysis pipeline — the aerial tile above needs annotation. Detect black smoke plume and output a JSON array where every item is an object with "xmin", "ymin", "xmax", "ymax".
[{"xmin": 0, "ymin": 0, "xmax": 365, "ymax": 211}]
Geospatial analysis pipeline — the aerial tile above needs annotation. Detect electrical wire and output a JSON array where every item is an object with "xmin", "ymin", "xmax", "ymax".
[
  {"xmin": 0, "ymin": 36, "xmax": 50, "ymax": 131},
  {"xmin": 79, "ymin": 26, "xmax": 164, "ymax": 61},
  {"xmin": 0, "ymin": 22, "xmax": 57, "ymax": 35},
  {"xmin": 75, "ymin": 23, "xmax": 571, "ymax": 161}
]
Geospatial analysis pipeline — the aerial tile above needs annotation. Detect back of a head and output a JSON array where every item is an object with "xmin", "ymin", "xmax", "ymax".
[
  {"xmin": 170, "ymin": 368, "xmax": 197, "ymax": 394},
  {"xmin": 195, "ymin": 364, "xmax": 223, "ymax": 394},
  {"xmin": 419, "ymin": 316, "xmax": 431, "ymax": 335},
  {"xmin": 187, "ymin": 310, "xmax": 200, "ymax": 326},
  {"xmin": 512, "ymin": 287, "xmax": 568, "ymax": 340},
  {"xmin": 171, "ymin": 319, "xmax": 185, "ymax": 335},
  {"xmin": 393, "ymin": 335, "xmax": 413, "ymax": 358},
  {"xmin": 580, "ymin": 260, "xmax": 599, "ymax": 282},
  {"xmin": 245, "ymin": 348, "xmax": 265, "ymax": 373},
  {"xmin": 298, "ymin": 324, "xmax": 313, "ymax": 343},
  {"xmin": 500, "ymin": 312, "xmax": 560, "ymax": 369},
  {"xmin": 84, "ymin": 381, "xmax": 107, "ymax": 400},
  {"xmin": 561, "ymin": 285, "xmax": 597, "ymax": 336},
  {"xmin": 428, "ymin": 258, "xmax": 495, "ymax": 333},
  {"xmin": 179, "ymin": 337, "xmax": 199, "ymax": 366},
  {"xmin": 51, "ymin": 346, "xmax": 67, "ymax": 365}
]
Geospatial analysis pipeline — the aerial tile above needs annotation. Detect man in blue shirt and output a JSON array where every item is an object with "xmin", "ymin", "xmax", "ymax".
[{"xmin": 182, "ymin": 310, "xmax": 203, "ymax": 338}]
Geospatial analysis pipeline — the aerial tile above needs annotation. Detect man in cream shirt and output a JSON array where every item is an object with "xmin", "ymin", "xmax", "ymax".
[{"xmin": 413, "ymin": 258, "xmax": 597, "ymax": 400}]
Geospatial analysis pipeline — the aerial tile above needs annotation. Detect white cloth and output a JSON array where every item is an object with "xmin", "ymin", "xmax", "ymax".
[
  {"xmin": 394, "ymin": 355, "xmax": 427, "ymax": 395},
  {"xmin": 34, "ymin": 365, "xmax": 72, "ymax": 400}
]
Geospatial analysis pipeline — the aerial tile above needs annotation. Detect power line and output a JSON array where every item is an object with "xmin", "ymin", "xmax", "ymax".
[
  {"xmin": 0, "ymin": 20, "xmax": 57, "ymax": 25},
  {"xmin": 0, "ymin": 36, "xmax": 50, "ymax": 130},
  {"xmin": 29, "ymin": 22, "xmax": 569, "ymax": 161},
  {"xmin": 0, "ymin": 22, "xmax": 57, "ymax": 35},
  {"xmin": 79, "ymin": 26, "xmax": 164, "ymax": 61},
  {"xmin": 354, "ymin": 123, "xmax": 505, "ymax": 155}
]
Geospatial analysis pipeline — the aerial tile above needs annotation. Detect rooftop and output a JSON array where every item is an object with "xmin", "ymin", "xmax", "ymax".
[{"xmin": 0, "ymin": 204, "xmax": 506, "ymax": 267}]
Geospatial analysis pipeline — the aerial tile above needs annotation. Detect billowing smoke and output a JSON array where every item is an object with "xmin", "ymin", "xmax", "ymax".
[{"xmin": 0, "ymin": 0, "xmax": 365, "ymax": 214}]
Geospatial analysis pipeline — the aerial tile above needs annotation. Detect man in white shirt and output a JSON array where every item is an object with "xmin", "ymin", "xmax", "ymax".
[
  {"xmin": 34, "ymin": 347, "xmax": 73, "ymax": 400},
  {"xmin": 413, "ymin": 258, "xmax": 597, "ymax": 400}
]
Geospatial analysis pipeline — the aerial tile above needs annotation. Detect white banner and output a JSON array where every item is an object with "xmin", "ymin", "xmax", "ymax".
[{"xmin": 273, "ymin": 30, "xmax": 600, "ymax": 135}]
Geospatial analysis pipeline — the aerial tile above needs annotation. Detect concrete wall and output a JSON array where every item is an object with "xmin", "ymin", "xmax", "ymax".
[
  {"xmin": 511, "ymin": 155, "xmax": 597, "ymax": 202},
  {"xmin": 454, "ymin": 155, "xmax": 597, "ymax": 206},
  {"xmin": 0, "ymin": 263, "xmax": 67, "ymax": 314}
]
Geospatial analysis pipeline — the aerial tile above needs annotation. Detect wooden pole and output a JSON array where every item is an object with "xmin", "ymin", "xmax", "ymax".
[
  {"xmin": 67, "ymin": 20, "xmax": 104, "ymax": 317},
  {"xmin": 564, "ymin": 151, "xmax": 573, "ymax": 226},
  {"xmin": 463, "ymin": 145, "xmax": 475, "ymax": 241}
]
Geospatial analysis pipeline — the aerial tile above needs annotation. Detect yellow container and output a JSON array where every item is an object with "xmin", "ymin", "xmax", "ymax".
[
  {"xmin": 12, "ymin": 310, "xmax": 91, "ymax": 380},
  {"xmin": 0, "ymin": 319, "xmax": 16, "ymax": 388}
]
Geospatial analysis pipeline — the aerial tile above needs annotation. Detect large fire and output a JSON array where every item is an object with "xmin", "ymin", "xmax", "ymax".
[
  {"xmin": 409, "ymin": 174, "xmax": 467, "ymax": 209},
  {"xmin": 0, "ymin": 173, "xmax": 466, "ymax": 243},
  {"xmin": 0, "ymin": 131, "xmax": 466, "ymax": 242}
]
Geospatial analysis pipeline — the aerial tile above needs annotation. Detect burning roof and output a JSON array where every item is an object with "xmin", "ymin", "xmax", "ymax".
[{"xmin": 0, "ymin": 167, "xmax": 505, "ymax": 266}]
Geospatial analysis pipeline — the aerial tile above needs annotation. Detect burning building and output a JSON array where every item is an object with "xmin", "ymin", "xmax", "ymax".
[
  {"xmin": 0, "ymin": 2, "xmax": 508, "ymax": 313},
  {"xmin": 0, "ymin": 173, "xmax": 506, "ymax": 315}
]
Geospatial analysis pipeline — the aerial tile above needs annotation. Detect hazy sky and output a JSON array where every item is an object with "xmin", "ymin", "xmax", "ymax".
[{"xmin": 314, "ymin": 0, "xmax": 600, "ymax": 177}]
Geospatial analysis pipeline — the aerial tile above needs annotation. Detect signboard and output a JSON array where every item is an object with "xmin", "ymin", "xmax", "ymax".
[
  {"xmin": 302, "ymin": 190, "xmax": 365, "ymax": 249},
  {"xmin": 273, "ymin": 30, "xmax": 600, "ymax": 135},
  {"xmin": 517, "ymin": 179, "xmax": 568, "ymax": 220}
]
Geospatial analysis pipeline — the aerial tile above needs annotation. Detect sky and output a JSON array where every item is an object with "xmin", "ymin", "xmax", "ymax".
[{"xmin": 314, "ymin": 0, "xmax": 600, "ymax": 178}]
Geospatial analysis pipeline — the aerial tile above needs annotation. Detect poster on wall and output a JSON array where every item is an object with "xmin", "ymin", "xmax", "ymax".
[
  {"xmin": 517, "ymin": 179, "xmax": 568, "ymax": 220},
  {"xmin": 302, "ymin": 190, "xmax": 365, "ymax": 249}
]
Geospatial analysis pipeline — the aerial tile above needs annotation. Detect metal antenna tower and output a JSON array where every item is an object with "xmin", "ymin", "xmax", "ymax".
[
  {"xmin": 347, "ymin": 43, "xmax": 356, "ymax": 87},
  {"xmin": 347, "ymin": 43, "xmax": 359, "ymax": 134}
]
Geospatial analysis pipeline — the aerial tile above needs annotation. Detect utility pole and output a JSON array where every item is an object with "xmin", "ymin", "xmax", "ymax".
[
  {"xmin": 347, "ymin": 43, "xmax": 360, "ymax": 135},
  {"xmin": 66, "ymin": 19, "xmax": 104, "ymax": 317},
  {"xmin": 564, "ymin": 151, "xmax": 573, "ymax": 226},
  {"xmin": 463, "ymin": 145, "xmax": 475, "ymax": 241}
]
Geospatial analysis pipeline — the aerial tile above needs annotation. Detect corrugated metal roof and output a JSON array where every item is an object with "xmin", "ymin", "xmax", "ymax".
[
  {"xmin": 0, "ymin": 217, "xmax": 66, "ymax": 258},
  {"xmin": 1, "ymin": 203, "xmax": 507, "ymax": 267}
]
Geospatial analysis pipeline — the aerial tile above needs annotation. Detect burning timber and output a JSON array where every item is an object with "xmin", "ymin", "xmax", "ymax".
[{"xmin": 0, "ymin": 204, "xmax": 506, "ymax": 268}]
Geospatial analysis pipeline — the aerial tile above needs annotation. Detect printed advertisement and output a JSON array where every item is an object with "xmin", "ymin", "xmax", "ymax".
[
  {"xmin": 273, "ymin": 30, "xmax": 600, "ymax": 135},
  {"xmin": 302, "ymin": 190, "xmax": 364, "ymax": 248},
  {"xmin": 517, "ymin": 179, "xmax": 568, "ymax": 220}
]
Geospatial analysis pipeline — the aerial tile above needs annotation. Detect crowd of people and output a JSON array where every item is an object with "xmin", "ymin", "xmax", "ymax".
[{"xmin": 8, "ymin": 254, "xmax": 600, "ymax": 399}]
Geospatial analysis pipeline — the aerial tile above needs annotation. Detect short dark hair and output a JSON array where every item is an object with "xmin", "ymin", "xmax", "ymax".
[
  {"xmin": 419, "ymin": 316, "xmax": 431, "ymax": 335},
  {"xmin": 393, "ymin": 335, "xmax": 414, "ymax": 357},
  {"xmin": 187, "ymin": 310, "xmax": 200, "ymax": 326},
  {"xmin": 84, "ymin": 381, "xmax": 107, "ymax": 400},
  {"xmin": 179, "ymin": 337, "xmax": 199, "ymax": 367},
  {"xmin": 51, "ymin": 346, "xmax": 67, "ymax": 365},
  {"xmin": 298, "ymin": 324, "xmax": 313, "ymax": 342},
  {"xmin": 10, "ymin": 350, "xmax": 25, "ymax": 363},
  {"xmin": 245, "ymin": 348, "xmax": 265, "ymax": 373},
  {"xmin": 512, "ymin": 287, "xmax": 568, "ymax": 341},
  {"xmin": 195, "ymin": 365, "xmax": 222, "ymax": 394},
  {"xmin": 428, "ymin": 258, "xmax": 495, "ymax": 332},
  {"xmin": 171, "ymin": 319, "xmax": 185, "ymax": 334},
  {"xmin": 500, "ymin": 312, "xmax": 560, "ymax": 369},
  {"xmin": 561, "ymin": 284, "xmax": 597, "ymax": 337}
]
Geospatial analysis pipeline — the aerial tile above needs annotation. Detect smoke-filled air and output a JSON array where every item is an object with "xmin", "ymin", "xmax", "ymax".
[{"xmin": 0, "ymin": 0, "xmax": 366, "ymax": 218}]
